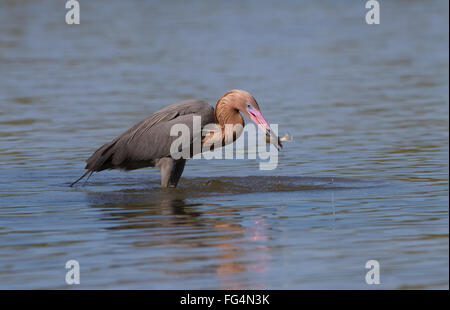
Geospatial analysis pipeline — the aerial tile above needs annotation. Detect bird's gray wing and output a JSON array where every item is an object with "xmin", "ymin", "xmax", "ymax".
[{"xmin": 85, "ymin": 100, "xmax": 215, "ymax": 171}]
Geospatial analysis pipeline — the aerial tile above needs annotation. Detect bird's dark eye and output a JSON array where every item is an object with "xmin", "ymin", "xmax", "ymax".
[{"xmin": 246, "ymin": 103, "xmax": 251, "ymax": 109}]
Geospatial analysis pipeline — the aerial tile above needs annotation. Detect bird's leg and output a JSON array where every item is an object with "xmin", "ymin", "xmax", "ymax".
[
  {"xmin": 156, "ymin": 157, "xmax": 186, "ymax": 188},
  {"xmin": 157, "ymin": 157, "xmax": 173, "ymax": 187},
  {"xmin": 170, "ymin": 158, "xmax": 186, "ymax": 187}
]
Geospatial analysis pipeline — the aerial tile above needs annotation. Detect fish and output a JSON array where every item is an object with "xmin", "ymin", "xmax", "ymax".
[{"xmin": 266, "ymin": 132, "xmax": 293, "ymax": 149}]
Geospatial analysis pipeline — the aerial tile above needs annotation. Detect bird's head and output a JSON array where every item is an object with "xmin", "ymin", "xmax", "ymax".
[{"xmin": 216, "ymin": 89, "xmax": 282, "ymax": 149}]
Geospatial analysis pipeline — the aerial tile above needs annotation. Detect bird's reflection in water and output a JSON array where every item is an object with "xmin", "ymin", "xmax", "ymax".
[
  {"xmin": 86, "ymin": 187, "xmax": 270, "ymax": 289},
  {"xmin": 212, "ymin": 212, "xmax": 270, "ymax": 289}
]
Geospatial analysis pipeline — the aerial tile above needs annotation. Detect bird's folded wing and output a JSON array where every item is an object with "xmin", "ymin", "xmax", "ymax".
[{"xmin": 85, "ymin": 100, "xmax": 215, "ymax": 171}]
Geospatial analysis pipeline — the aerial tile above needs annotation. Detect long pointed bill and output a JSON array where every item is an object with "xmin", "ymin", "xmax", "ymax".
[{"xmin": 247, "ymin": 107, "xmax": 282, "ymax": 150}]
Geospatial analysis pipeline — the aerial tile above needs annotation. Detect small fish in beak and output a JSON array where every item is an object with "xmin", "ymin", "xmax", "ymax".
[
  {"xmin": 265, "ymin": 131, "xmax": 293, "ymax": 149},
  {"xmin": 246, "ymin": 105, "xmax": 291, "ymax": 150}
]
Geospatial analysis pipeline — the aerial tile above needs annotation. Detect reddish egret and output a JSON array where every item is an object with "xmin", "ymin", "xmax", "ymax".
[{"xmin": 70, "ymin": 89, "xmax": 281, "ymax": 187}]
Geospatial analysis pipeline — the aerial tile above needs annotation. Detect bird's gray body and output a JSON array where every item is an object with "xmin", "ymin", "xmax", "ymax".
[{"xmin": 81, "ymin": 100, "xmax": 216, "ymax": 187}]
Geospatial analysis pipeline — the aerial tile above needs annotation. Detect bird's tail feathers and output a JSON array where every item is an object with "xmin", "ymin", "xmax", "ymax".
[{"xmin": 69, "ymin": 170, "xmax": 93, "ymax": 187}]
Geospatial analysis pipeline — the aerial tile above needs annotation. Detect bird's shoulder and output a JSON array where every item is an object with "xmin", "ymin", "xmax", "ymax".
[
  {"xmin": 156, "ymin": 99, "xmax": 214, "ymax": 117},
  {"xmin": 125, "ymin": 100, "xmax": 212, "ymax": 134}
]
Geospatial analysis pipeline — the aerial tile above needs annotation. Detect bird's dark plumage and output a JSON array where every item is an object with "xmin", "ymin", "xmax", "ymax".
[{"xmin": 71, "ymin": 100, "xmax": 214, "ymax": 187}]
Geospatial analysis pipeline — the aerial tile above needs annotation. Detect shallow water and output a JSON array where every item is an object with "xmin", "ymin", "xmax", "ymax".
[{"xmin": 0, "ymin": 0, "xmax": 448, "ymax": 289}]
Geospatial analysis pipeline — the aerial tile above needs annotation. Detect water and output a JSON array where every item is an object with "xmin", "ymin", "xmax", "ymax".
[{"xmin": 0, "ymin": 0, "xmax": 448, "ymax": 289}]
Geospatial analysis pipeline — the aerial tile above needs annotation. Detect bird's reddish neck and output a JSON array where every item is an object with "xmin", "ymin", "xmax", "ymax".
[
  {"xmin": 214, "ymin": 97, "xmax": 244, "ymax": 129},
  {"xmin": 207, "ymin": 96, "xmax": 244, "ymax": 146}
]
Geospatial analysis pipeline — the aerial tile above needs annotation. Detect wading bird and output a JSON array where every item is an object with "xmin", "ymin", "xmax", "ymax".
[{"xmin": 70, "ymin": 89, "xmax": 282, "ymax": 188}]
